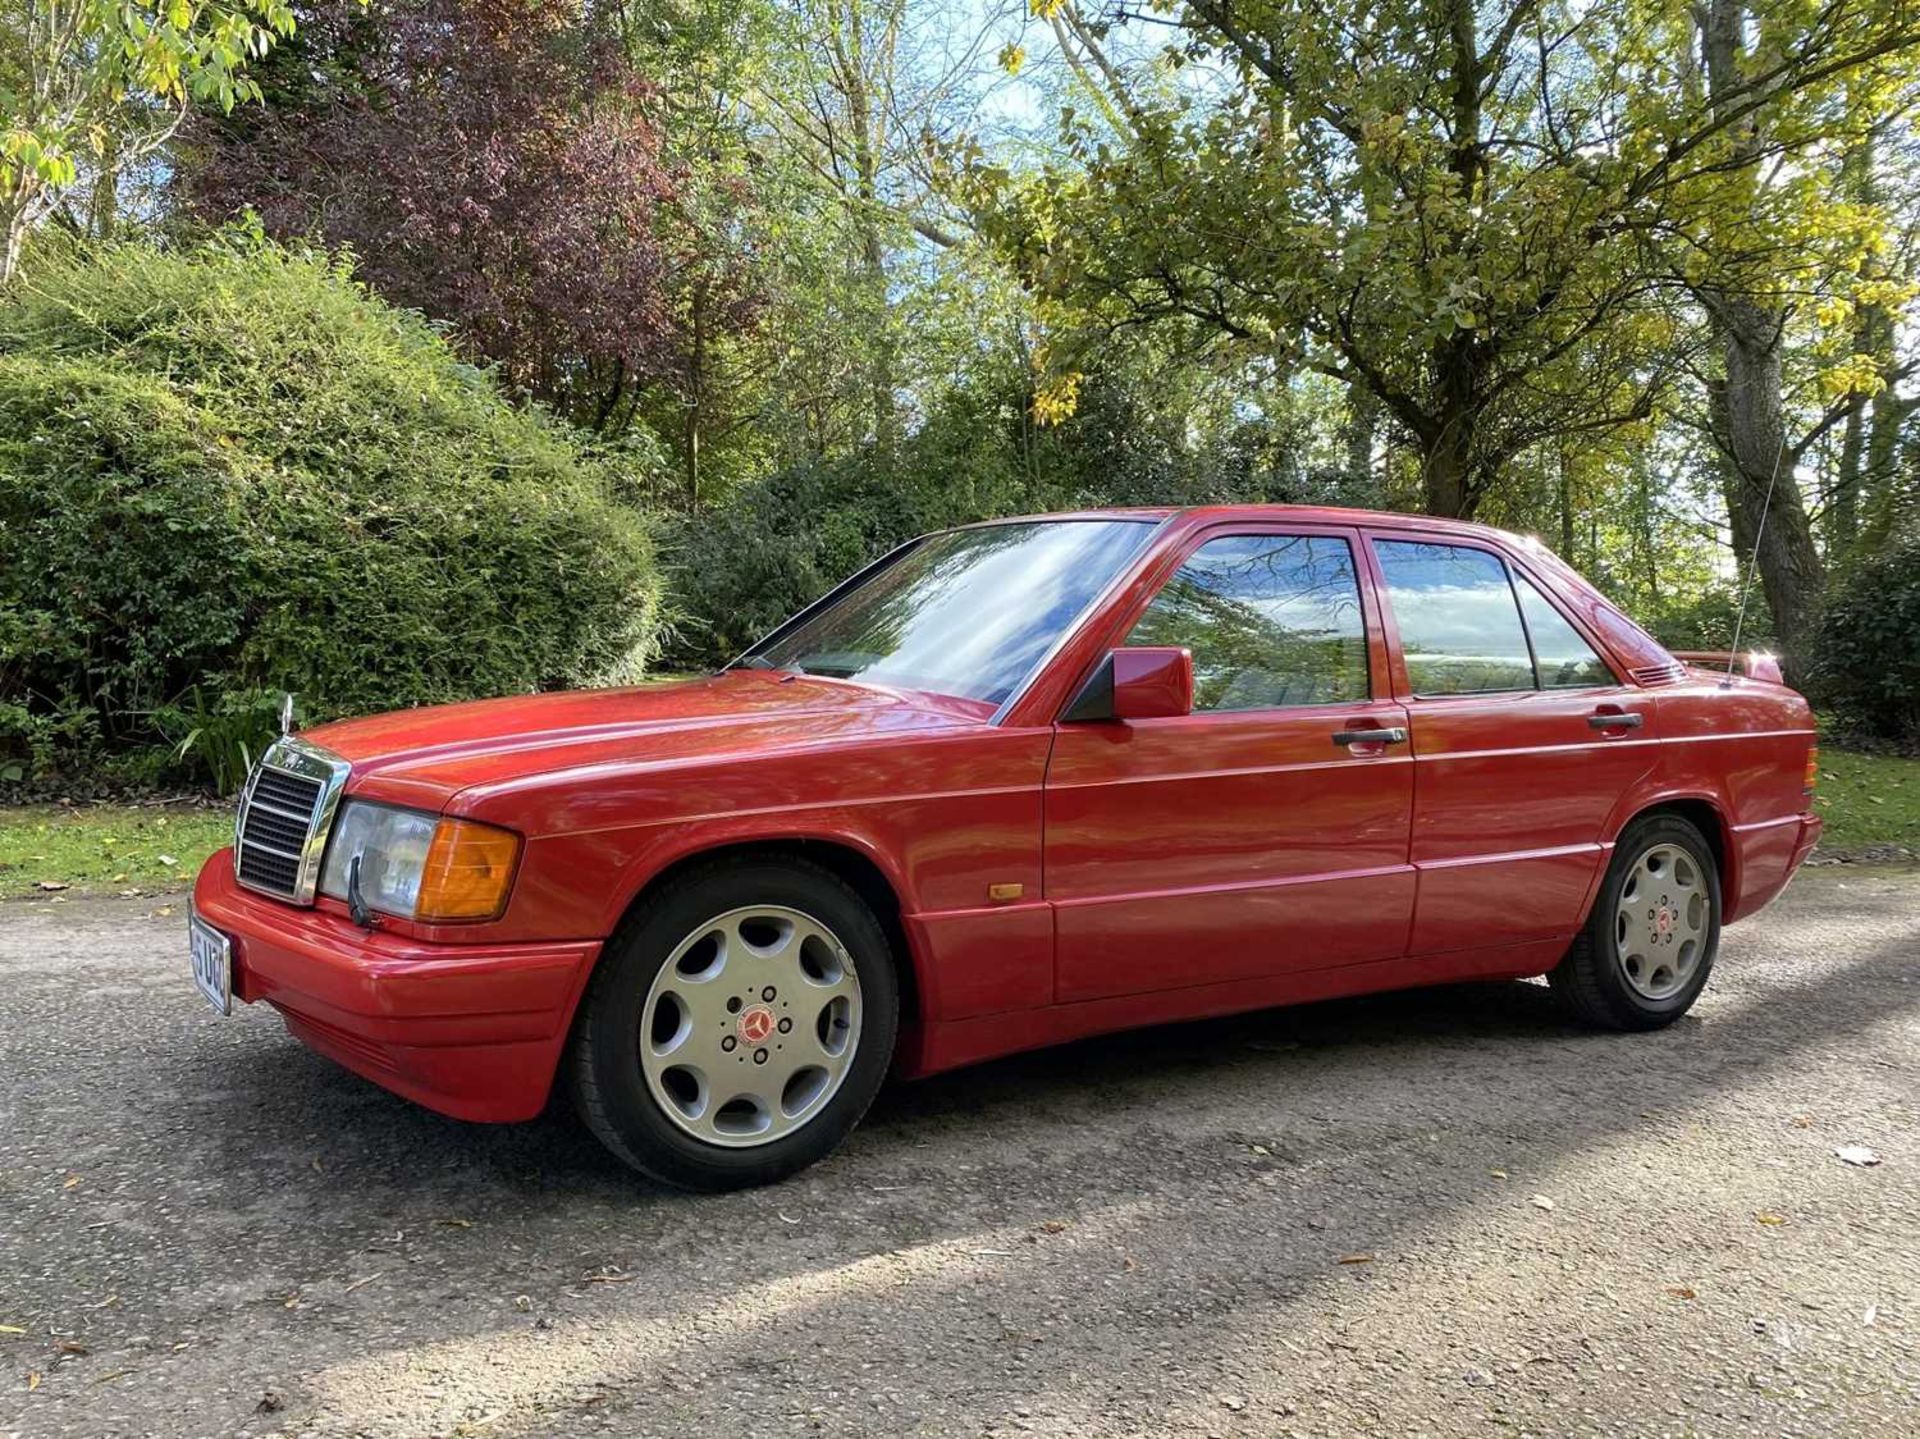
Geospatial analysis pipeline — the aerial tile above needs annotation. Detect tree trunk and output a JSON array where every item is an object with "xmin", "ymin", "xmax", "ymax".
[
  {"xmin": 1342, "ymin": 380, "xmax": 1378, "ymax": 496},
  {"xmin": 685, "ymin": 286, "xmax": 705, "ymax": 510},
  {"xmin": 1715, "ymin": 299, "xmax": 1825, "ymax": 670},
  {"xmin": 1702, "ymin": 0, "xmax": 1826, "ymax": 679},
  {"xmin": 1833, "ymin": 395, "xmax": 1864, "ymax": 550}
]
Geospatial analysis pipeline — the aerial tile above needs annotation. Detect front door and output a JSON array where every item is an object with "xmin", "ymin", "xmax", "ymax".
[
  {"xmin": 1365, "ymin": 534, "xmax": 1659, "ymax": 955},
  {"xmin": 1045, "ymin": 527, "xmax": 1417, "ymax": 1003}
]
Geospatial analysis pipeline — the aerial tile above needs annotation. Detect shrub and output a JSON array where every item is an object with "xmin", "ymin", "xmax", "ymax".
[
  {"xmin": 1813, "ymin": 537, "xmax": 1920, "ymax": 748},
  {"xmin": 0, "ymin": 235, "xmax": 663, "ymax": 782}
]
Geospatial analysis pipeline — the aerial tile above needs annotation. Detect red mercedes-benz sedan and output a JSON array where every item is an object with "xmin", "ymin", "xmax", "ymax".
[{"xmin": 190, "ymin": 506, "xmax": 1822, "ymax": 1189}]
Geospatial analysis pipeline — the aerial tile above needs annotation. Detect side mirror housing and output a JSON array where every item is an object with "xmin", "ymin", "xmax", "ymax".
[{"xmin": 1064, "ymin": 647, "xmax": 1194, "ymax": 722}]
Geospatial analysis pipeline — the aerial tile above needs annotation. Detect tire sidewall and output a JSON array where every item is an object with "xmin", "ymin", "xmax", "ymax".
[
  {"xmin": 579, "ymin": 861, "xmax": 899, "ymax": 1189},
  {"xmin": 1590, "ymin": 817, "xmax": 1722, "ymax": 1022}
]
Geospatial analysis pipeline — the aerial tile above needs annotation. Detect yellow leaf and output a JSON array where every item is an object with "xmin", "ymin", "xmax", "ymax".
[{"xmin": 1756, "ymin": 1211, "xmax": 1789, "ymax": 1226}]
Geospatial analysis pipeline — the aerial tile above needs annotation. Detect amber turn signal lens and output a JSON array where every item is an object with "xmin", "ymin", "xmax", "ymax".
[
  {"xmin": 415, "ymin": 818, "xmax": 521, "ymax": 921},
  {"xmin": 1804, "ymin": 744, "xmax": 1820, "ymax": 795}
]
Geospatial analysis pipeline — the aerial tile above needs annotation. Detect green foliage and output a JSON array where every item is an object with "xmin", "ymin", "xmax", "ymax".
[
  {"xmin": 0, "ymin": 235, "xmax": 663, "ymax": 779},
  {"xmin": 1812, "ymin": 537, "xmax": 1920, "ymax": 747},
  {"xmin": 2, "ymin": 0, "xmax": 312, "ymax": 280},
  {"xmin": 659, "ymin": 356, "xmax": 1343, "ymax": 665},
  {"xmin": 153, "ymin": 686, "xmax": 286, "ymax": 796}
]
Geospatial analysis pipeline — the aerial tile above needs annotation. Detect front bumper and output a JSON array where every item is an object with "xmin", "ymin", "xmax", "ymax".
[{"xmin": 192, "ymin": 850, "xmax": 601, "ymax": 1122}]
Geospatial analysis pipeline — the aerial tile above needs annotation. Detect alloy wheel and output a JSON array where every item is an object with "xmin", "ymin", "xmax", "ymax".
[
  {"xmin": 637, "ymin": 905, "xmax": 863, "ymax": 1147},
  {"xmin": 1613, "ymin": 842, "xmax": 1709, "ymax": 1000}
]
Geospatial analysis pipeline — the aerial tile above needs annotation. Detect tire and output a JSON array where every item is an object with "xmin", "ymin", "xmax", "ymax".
[
  {"xmin": 1549, "ymin": 814, "xmax": 1722, "ymax": 1031},
  {"xmin": 569, "ymin": 856, "xmax": 900, "ymax": 1191}
]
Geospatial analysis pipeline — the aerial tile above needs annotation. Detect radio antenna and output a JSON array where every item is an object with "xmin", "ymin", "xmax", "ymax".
[{"xmin": 1723, "ymin": 429, "xmax": 1788, "ymax": 689}]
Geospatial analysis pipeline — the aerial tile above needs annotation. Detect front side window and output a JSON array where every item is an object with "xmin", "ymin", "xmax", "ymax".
[
  {"xmin": 754, "ymin": 520, "xmax": 1154, "ymax": 706},
  {"xmin": 1516, "ymin": 576, "xmax": 1614, "ymax": 688},
  {"xmin": 1125, "ymin": 533, "xmax": 1369, "ymax": 711},
  {"xmin": 1374, "ymin": 541, "xmax": 1534, "ymax": 695}
]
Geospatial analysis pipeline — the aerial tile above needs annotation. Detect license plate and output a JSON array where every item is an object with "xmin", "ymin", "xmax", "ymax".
[{"xmin": 188, "ymin": 911, "xmax": 232, "ymax": 1017}]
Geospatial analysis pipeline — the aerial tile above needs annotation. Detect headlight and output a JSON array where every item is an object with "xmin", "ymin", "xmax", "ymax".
[{"xmin": 319, "ymin": 802, "xmax": 521, "ymax": 922}]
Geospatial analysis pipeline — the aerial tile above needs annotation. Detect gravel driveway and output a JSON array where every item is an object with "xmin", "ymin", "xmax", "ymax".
[{"xmin": 1, "ymin": 867, "xmax": 1914, "ymax": 1438}]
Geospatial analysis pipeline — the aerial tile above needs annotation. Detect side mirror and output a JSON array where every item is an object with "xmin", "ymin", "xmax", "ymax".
[{"xmin": 1064, "ymin": 647, "xmax": 1194, "ymax": 722}]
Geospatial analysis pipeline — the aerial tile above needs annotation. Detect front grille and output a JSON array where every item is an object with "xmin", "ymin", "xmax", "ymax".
[{"xmin": 233, "ymin": 738, "xmax": 350, "ymax": 904}]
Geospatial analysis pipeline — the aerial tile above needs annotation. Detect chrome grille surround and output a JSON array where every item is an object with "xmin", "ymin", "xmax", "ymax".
[{"xmin": 232, "ymin": 737, "xmax": 352, "ymax": 905}]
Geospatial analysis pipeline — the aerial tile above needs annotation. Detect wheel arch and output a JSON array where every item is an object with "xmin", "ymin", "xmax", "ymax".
[
  {"xmin": 1589, "ymin": 794, "xmax": 1735, "ymax": 924},
  {"xmin": 585, "ymin": 835, "xmax": 927, "ymax": 1041}
]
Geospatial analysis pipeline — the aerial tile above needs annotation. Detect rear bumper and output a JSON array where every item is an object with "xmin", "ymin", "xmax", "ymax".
[
  {"xmin": 192, "ymin": 851, "xmax": 600, "ymax": 1122},
  {"xmin": 1727, "ymin": 813, "xmax": 1822, "ymax": 924}
]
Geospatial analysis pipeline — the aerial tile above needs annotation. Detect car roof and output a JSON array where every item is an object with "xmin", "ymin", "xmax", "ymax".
[{"xmin": 961, "ymin": 504, "xmax": 1518, "ymax": 542}]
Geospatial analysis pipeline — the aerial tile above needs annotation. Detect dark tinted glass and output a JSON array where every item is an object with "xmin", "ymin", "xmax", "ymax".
[
  {"xmin": 1517, "ymin": 576, "xmax": 1614, "ymax": 688},
  {"xmin": 1126, "ymin": 534, "xmax": 1368, "ymax": 710},
  {"xmin": 758, "ymin": 520, "xmax": 1153, "ymax": 705},
  {"xmin": 1375, "ymin": 541, "xmax": 1534, "ymax": 694}
]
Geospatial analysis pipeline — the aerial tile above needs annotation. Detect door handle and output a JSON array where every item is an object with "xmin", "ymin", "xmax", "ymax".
[
  {"xmin": 1586, "ymin": 712, "xmax": 1645, "ymax": 731},
  {"xmin": 1331, "ymin": 726, "xmax": 1408, "ymax": 747}
]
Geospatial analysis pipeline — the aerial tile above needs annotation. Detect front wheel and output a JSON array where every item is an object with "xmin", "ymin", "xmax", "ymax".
[
  {"xmin": 569, "ymin": 857, "xmax": 899, "ymax": 1191},
  {"xmin": 1549, "ymin": 814, "xmax": 1722, "ymax": 1030}
]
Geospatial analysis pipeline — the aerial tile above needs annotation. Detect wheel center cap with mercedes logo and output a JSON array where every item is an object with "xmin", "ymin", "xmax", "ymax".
[{"xmin": 738, "ymin": 1005, "xmax": 776, "ymax": 1045}]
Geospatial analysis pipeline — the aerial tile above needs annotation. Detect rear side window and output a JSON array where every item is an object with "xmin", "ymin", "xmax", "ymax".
[
  {"xmin": 1374, "ymin": 541, "xmax": 1534, "ymax": 694},
  {"xmin": 1126, "ymin": 533, "xmax": 1369, "ymax": 710},
  {"xmin": 1516, "ymin": 576, "xmax": 1614, "ymax": 688}
]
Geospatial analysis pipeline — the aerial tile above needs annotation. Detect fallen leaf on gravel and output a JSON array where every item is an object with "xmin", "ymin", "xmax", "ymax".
[
  {"xmin": 583, "ymin": 1271, "xmax": 634, "ymax": 1284},
  {"xmin": 1039, "ymin": 1220, "xmax": 1067, "ymax": 1234},
  {"xmin": 1489, "ymin": 1168, "xmax": 1508, "ymax": 1179},
  {"xmin": 1530, "ymin": 1195, "xmax": 1556, "ymax": 1212},
  {"xmin": 1863, "ymin": 1305, "xmax": 1878, "ymax": 1326},
  {"xmin": 970, "ymin": 1248, "xmax": 1016, "ymax": 1258},
  {"xmin": 57, "ymin": 1340, "xmax": 87, "ymax": 1356},
  {"xmin": 434, "ymin": 1217, "xmax": 474, "ymax": 1228},
  {"xmin": 343, "ymin": 1273, "xmax": 383, "ymax": 1293},
  {"xmin": 0, "ymin": 1325, "xmax": 24, "ymax": 1335},
  {"xmin": 1756, "ymin": 1211, "xmax": 1789, "ymax": 1226},
  {"xmin": 1336, "ymin": 1253, "xmax": 1374, "ymax": 1265},
  {"xmin": 1791, "ymin": 1115, "xmax": 1814, "ymax": 1128},
  {"xmin": 1219, "ymin": 1395, "xmax": 1246, "ymax": 1411},
  {"xmin": 1248, "ymin": 1143, "xmax": 1270, "ymax": 1155},
  {"xmin": 1834, "ymin": 1145, "xmax": 1882, "ymax": 1167},
  {"xmin": 27, "ymin": 1371, "xmax": 40, "ymax": 1391},
  {"xmin": 62, "ymin": 1174, "xmax": 81, "ymax": 1189},
  {"xmin": 1666, "ymin": 1286, "xmax": 1697, "ymax": 1300}
]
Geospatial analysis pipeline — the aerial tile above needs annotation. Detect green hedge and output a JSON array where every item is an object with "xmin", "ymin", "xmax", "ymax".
[
  {"xmin": 0, "ymin": 236, "xmax": 662, "ymax": 783},
  {"xmin": 1814, "ymin": 537, "xmax": 1920, "ymax": 747}
]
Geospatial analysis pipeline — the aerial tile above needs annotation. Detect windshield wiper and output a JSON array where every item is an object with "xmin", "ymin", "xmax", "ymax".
[{"xmin": 733, "ymin": 654, "xmax": 783, "ymax": 671}]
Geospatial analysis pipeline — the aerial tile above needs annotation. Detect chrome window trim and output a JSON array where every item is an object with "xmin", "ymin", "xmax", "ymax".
[{"xmin": 233, "ymin": 736, "xmax": 352, "ymax": 905}]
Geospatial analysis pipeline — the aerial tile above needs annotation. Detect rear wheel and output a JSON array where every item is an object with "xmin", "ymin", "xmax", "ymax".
[
  {"xmin": 570, "ymin": 857, "xmax": 899, "ymax": 1190},
  {"xmin": 1549, "ymin": 814, "xmax": 1721, "ymax": 1030}
]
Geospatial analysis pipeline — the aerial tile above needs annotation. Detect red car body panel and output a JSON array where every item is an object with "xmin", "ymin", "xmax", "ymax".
[{"xmin": 190, "ymin": 504, "xmax": 1822, "ymax": 1124}]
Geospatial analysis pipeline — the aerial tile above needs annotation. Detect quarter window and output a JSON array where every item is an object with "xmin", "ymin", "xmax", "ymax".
[
  {"xmin": 1125, "ymin": 534, "xmax": 1369, "ymax": 711},
  {"xmin": 1516, "ymin": 576, "xmax": 1614, "ymax": 688},
  {"xmin": 1374, "ymin": 541, "xmax": 1535, "ymax": 695}
]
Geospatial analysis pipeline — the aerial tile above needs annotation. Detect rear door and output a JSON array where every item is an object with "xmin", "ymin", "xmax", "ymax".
[
  {"xmin": 1364, "ymin": 534, "xmax": 1658, "ymax": 955},
  {"xmin": 1045, "ymin": 524, "xmax": 1416, "ymax": 1002}
]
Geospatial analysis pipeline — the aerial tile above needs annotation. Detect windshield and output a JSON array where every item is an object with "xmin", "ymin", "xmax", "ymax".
[{"xmin": 752, "ymin": 520, "xmax": 1155, "ymax": 706}]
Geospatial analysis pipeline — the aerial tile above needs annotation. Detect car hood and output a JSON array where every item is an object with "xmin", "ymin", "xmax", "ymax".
[{"xmin": 304, "ymin": 671, "xmax": 994, "ymax": 811}]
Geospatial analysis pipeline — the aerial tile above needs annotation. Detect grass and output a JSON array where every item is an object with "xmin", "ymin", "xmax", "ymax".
[
  {"xmin": 1, "ymin": 741, "xmax": 1912, "ymax": 899},
  {"xmin": 0, "ymin": 803, "xmax": 233, "ymax": 898},
  {"xmin": 1811, "ymin": 747, "xmax": 1920, "ymax": 853}
]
